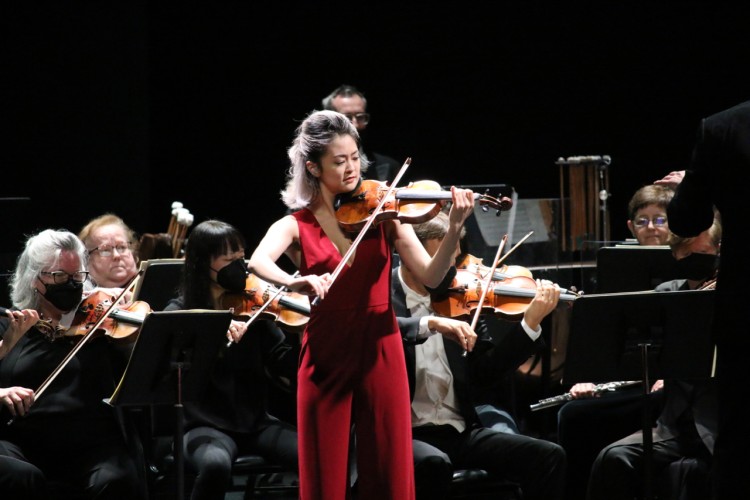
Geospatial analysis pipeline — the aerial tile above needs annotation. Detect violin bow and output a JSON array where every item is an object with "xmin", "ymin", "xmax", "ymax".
[
  {"xmin": 489, "ymin": 230, "xmax": 579, "ymax": 297},
  {"xmin": 463, "ymin": 231, "xmax": 536, "ymax": 357},
  {"xmin": 490, "ymin": 231, "xmax": 535, "ymax": 274},
  {"xmin": 311, "ymin": 157, "xmax": 412, "ymax": 306},
  {"xmin": 226, "ymin": 271, "xmax": 301, "ymax": 348},
  {"xmin": 7, "ymin": 272, "xmax": 143, "ymax": 426},
  {"xmin": 464, "ymin": 235, "xmax": 508, "ymax": 357}
]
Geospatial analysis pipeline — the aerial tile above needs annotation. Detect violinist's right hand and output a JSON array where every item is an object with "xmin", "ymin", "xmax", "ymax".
[
  {"xmin": 0, "ymin": 386, "xmax": 35, "ymax": 417},
  {"xmin": 288, "ymin": 273, "xmax": 332, "ymax": 300},
  {"xmin": 0, "ymin": 309, "xmax": 39, "ymax": 360},
  {"xmin": 226, "ymin": 318, "xmax": 249, "ymax": 345},
  {"xmin": 426, "ymin": 316, "xmax": 477, "ymax": 353}
]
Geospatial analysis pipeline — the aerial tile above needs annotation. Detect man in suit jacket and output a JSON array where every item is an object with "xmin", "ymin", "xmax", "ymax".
[
  {"xmin": 321, "ymin": 84, "xmax": 401, "ymax": 182},
  {"xmin": 659, "ymin": 100, "xmax": 750, "ymax": 499},
  {"xmin": 393, "ymin": 212, "xmax": 566, "ymax": 500}
]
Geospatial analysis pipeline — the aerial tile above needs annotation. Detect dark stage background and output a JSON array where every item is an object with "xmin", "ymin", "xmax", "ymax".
[{"xmin": 4, "ymin": 3, "xmax": 749, "ymax": 280}]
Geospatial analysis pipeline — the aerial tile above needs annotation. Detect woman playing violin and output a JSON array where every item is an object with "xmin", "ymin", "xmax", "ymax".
[
  {"xmin": 248, "ymin": 110, "xmax": 475, "ymax": 500},
  {"xmin": 164, "ymin": 219, "xmax": 298, "ymax": 500},
  {"xmin": 0, "ymin": 229, "xmax": 140, "ymax": 499}
]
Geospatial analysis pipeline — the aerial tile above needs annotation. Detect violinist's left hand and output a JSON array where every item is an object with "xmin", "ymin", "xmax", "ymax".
[
  {"xmin": 447, "ymin": 187, "xmax": 475, "ymax": 228},
  {"xmin": 226, "ymin": 319, "xmax": 249, "ymax": 345},
  {"xmin": 0, "ymin": 309, "xmax": 39, "ymax": 359},
  {"xmin": 523, "ymin": 280, "xmax": 561, "ymax": 330}
]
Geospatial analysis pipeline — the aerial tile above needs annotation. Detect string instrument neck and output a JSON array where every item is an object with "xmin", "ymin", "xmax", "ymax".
[
  {"xmin": 492, "ymin": 283, "xmax": 579, "ymax": 302},
  {"xmin": 277, "ymin": 294, "xmax": 311, "ymax": 315}
]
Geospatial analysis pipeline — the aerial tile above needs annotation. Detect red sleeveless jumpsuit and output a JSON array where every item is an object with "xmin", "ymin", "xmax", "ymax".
[{"xmin": 293, "ymin": 209, "xmax": 415, "ymax": 500}]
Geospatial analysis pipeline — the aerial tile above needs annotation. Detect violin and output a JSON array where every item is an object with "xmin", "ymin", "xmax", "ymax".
[
  {"xmin": 431, "ymin": 269, "xmax": 578, "ymax": 321},
  {"xmin": 334, "ymin": 179, "xmax": 513, "ymax": 233},
  {"xmin": 456, "ymin": 253, "xmax": 534, "ymax": 281},
  {"xmin": 66, "ymin": 289, "xmax": 151, "ymax": 344},
  {"xmin": 6, "ymin": 274, "xmax": 144, "ymax": 425},
  {"xmin": 221, "ymin": 274, "xmax": 310, "ymax": 333}
]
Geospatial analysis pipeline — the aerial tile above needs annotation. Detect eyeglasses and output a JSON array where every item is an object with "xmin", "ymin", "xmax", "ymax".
[
  {"xmin": 88, "ymin": 243, "xmax": 133, "ymax": 258},
  {"xmin": 343, "ymin": 113, "xmax": 370, "ymax": 125},
  {"xmin": 633, "ymin": 216, "xmax": 668, "ymax": 228},
  {"xmin": 39, "ymin": 271, "xmax": 90, "ymax": 284}
]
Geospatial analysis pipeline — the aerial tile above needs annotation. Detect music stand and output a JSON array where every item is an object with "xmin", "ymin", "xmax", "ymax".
[
  {"xmin": 563, "ymin": 289, "xmax": 715, "ymax": 499},
  {"xmin": 108, "ymin": 309, "xmax": 232, "ymax": 500},
  {"xmin": 595, "ymin": 246, "xmax": 682, "ymax": 293},
  {"xmin": 132, "ymin": 259, "xmax": 184, "ymax": 312}
]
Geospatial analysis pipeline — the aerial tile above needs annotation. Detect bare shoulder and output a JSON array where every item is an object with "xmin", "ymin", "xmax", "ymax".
[{"xmin": 270, "ymin": 214, "xmax": 299, "ymax": 234}]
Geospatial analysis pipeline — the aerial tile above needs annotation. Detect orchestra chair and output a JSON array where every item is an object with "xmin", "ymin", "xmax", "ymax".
[
  {"xmin": 655, "ymin": 457, "xmax": 712, "ymax": 500},
  {"xmin": 142, "ymin": 406, "xmax": 298, "ymax": 500},
  {"xmin": 149, "ymin": 446, "xmax": 299, "ymax": 499},
  {"xmin": 449, "ymin": 469, "xmax": 522, "ymax": 500}
]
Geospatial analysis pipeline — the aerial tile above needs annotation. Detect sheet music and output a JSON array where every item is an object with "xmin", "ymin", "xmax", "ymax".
[{"xmin": 473, "ymin": 196, "xmax": 555, "ymax": 247}]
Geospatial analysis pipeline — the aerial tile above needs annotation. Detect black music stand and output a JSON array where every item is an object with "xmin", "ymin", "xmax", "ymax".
[
  {"xmin": 108, "ymin": 309, "xmax": 232, "ymax": 500},
  {"xmin": 595, "ymin": 246, "xmax": 682, "ymax": 293},
  {"xmin": 563, "ymin": 289, "xmax": 715, "ymax": 500},
  {"xmin": 132, "ymin": 259, "xmax": 185, "ymax": 312}
]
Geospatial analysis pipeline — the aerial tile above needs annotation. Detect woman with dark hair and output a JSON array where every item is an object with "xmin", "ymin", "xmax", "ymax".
[
  {"xmin": 165, "ymin": 219, "xmax": 298, "ymax": 500},
  {"xmin": 249, "ymin": 110, "xmax": 475, "ymax": 500}
]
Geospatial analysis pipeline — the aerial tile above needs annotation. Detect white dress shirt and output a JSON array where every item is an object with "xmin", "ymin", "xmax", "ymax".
[
  {"xmin": 397, "ymin": 266, "xmax": 544, "ymax": 433},
  {"xmin": 398, "ymin": 267, "xmax": 466, "ymax": 432}
]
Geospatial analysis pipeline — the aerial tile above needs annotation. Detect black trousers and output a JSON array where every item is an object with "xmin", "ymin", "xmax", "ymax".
[
  {"xmin": 0, "ymin": 436, "xmax": 139, "ymax": 499},
  {"xmin": 182, "ymin": 415, "xmax": 298, "ymax": 500},
  {"xmin": 412, "ymin": 424, "xmax": 566, "ymax": 500}
]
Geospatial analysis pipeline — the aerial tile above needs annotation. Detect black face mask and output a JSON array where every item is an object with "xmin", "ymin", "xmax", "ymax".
[
  {"xmin": 215, "ymin": 259, "xmax": 248, "ymax": 292},
  {"xmin": 42, "ymin": 280, "xmax": 84, "ymax": 312},
  {"xmin": 674, "ymin": 253, "xmax": 719, "ymax": 281}
]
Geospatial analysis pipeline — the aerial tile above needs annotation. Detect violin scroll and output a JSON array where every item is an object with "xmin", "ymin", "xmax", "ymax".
[{"xmin": 477, "ymin": 188, "xmax": 513, "ymax": 215}]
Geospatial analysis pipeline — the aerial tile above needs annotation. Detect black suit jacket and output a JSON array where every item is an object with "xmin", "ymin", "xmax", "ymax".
[
  {"xmin": 366, "ymin": 151, "xmax": 401, "ymax": 182},
  {"xmin": 668, "ymin": 100, "xmax": 750, "ymax": 343},
  {"xmin": 392, "ymin": 267, "xmax": 542, "ymax": 428}
]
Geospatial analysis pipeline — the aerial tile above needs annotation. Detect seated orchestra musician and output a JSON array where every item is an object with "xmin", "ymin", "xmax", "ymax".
[
  {"xmin": 392, "ymin": 211, "xmax": 567, "ymax": 500},
  {"xmin": 78, "ymin": 213, "xmax": 140, "ymax": 290},
  {"xmin": 556, "ymin": 182, "xmax": 675, "ymax": 500},
  {"xmin": 161, "ymin": 219, "xmax": 299, "ymax": 499},
  {"xmin": 588, "ymin": 218, "xmax": 721, "ymax": 500},
  {"xmin": 0, "ymin": 229, "xmax": 141, "ymax": 499}
]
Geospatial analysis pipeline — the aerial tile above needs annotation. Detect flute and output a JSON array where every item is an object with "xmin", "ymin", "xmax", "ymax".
[{"xmin": 530, "ymin": 380, "xmax": 640, "ymax": 411}]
